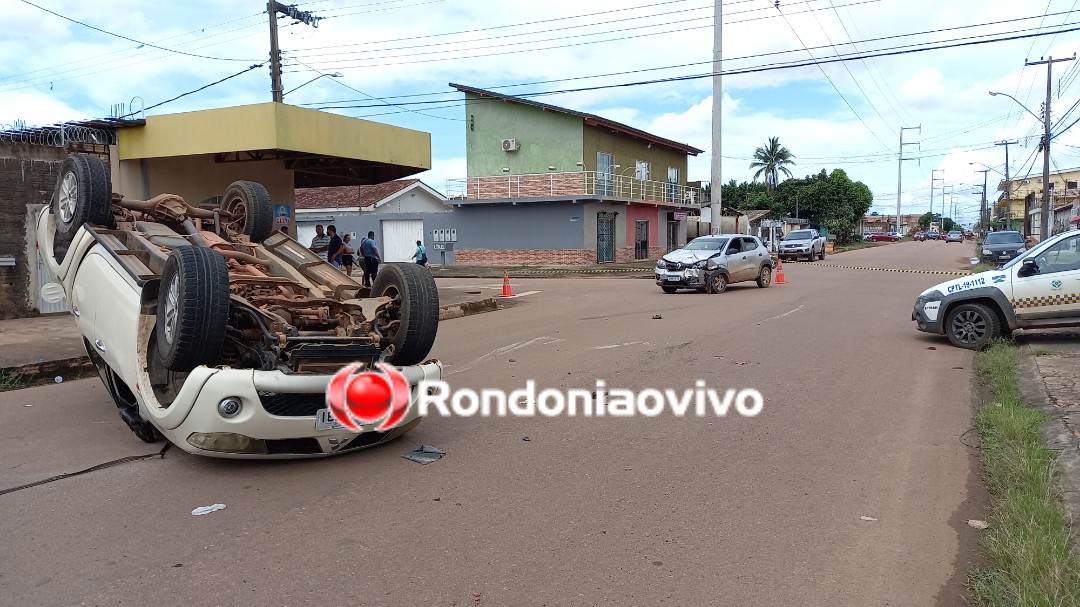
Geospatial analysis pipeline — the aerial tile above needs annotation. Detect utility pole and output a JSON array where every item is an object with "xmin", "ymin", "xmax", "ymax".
[
  {"xmin": 267, "ymin": 1, "xmax": 323, "ymax": 103},
  {"xmin": 941, "ymin": 185, "xmax": 952, "ymax": 229},
  {"xmin": 896, "ymin": 126, "xmax": 921, "ymax": 234},
  {"xmin": 710, "ymin": 0, "xmax": 722, "ymax": 221},
  {"xmin": 930, "ymin": 168, "xmax": 944, "ymax": 219},
  {"xmin": 996, "ymin": 140, "xmax": 1019, "ymax": 231},
  {"xmin": 974, "ymin": 169, "xmax": 990, "ymax": 232},
  {"xmin": 1027, "ymin": 55, "xmax": 1074, "ymax": 240}
]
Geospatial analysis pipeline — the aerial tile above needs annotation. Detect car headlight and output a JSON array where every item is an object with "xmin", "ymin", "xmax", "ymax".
[
  {"xmin": 916, "ymin": 290, "xmax": 943, "ymax": 306},
  {"xmin": 1016, "ymin": 247, "xmax": 1026, "ymax": 253},
  {"xmin": 982, "ymin": 249, "xmax": 992, "ymax": 255},
  {"xmin": 656, "ymin": 259, "xmax": 667, "ymax": 269},
  {"xmin": 693, "ymin": 259, "xmax": 708, "ymax": 269}
]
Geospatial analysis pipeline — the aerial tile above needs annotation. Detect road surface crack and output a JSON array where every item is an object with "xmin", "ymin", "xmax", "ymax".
[{"xmin": 0, "ymin": 443, "xmax": 170, "ymax": 496}]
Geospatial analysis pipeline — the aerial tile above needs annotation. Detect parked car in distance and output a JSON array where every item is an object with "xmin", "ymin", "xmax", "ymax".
[
  {"xmin": 978, "ymin": 230, "xmax": 1027, "ymax": 263},
  {"xmin": 926, "ymin": 231, "xmax": 940, "ymax": 240},
  {"xmin": 655, "ymin": 235, "xmax": 774, "ymax": 294},
  {"xmin": 914, "ymin": 232, "xmax": 927, "ymax": 241},
  {"xmin": 778, "ymin": 229, "xmax": 827, "ymax": 262},
  {"xmin": 945, "ymin": 230, "xmax": 964, "ymax": 243},
  {"xmin": 867, "ymin": 232, "xmax": 901, "ymax": 242}
]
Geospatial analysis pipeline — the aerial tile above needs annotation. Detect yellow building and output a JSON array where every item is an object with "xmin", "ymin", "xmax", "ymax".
[{"xmin": 999, "ymin": 168, "xmax": 1080, "ymax": 239}]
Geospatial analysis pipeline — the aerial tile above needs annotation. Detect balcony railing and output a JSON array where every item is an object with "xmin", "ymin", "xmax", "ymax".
[{"xmin": 446, "ymin": 171, "xmax": 701, "ymax": 206}]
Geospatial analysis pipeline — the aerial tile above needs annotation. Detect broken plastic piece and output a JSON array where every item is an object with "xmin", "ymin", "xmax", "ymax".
[
  {"xmin": 860, "ymin": 516, "xmax": 878, "ymax": 521},
  {"xmin": 403, "ymin": 444, "xmax": 445, "ymax": 465},
  {"xmin": 967, "ymin": 519, "xmax": 989, "ymax": 529}
]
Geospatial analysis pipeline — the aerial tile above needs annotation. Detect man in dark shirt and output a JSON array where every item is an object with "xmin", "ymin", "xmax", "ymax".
[
  {"xmin": 360, "ymin": 231, "xmax": 381, "ymax": 287},
  {"xmin": 326, "ymin": 225, "xmax": 344, "ymax": 268}
]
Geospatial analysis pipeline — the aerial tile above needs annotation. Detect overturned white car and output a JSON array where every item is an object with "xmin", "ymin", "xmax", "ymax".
[{"xmin": 37, "ymin": 154, "xmax": 442, "ymax": 458}]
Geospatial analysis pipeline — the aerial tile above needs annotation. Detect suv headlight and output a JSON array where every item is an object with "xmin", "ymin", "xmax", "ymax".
[
  {"xmin": 1016, "ymin": 247, "xmax": 1026, "ymax": 253},
  {"xmin": 916, "ymin": 290, "xmax": 943, "ymax": 305},
  {"xmin": 982, "ymin": 249, "xmax": 992, "ymax": 255}
]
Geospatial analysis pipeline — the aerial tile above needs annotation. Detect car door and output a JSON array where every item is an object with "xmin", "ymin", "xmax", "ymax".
[
  {"xmin": 71, "ymin": 248, "xmax": 143, "ymax": 386},
  {"xmin": 1011, "ymin": 232, "xmax": 1080, "ymax": 321},
  {"xmin": 724, "ymin": 237, "xmax": 751, "ymax": 281},
  {"xmin": 739, "ymin": 237, "xmax": 767, "ymax": 280}
]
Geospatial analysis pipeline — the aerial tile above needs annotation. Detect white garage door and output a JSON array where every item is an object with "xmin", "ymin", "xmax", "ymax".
[{"xmin": 382, "ymin": 219, "xmax": 424, "ymax": 262}]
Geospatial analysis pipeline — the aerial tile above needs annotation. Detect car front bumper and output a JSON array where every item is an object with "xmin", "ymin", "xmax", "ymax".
[
  {"xmin": 779, "ymin": 246, "xmax": 811, "ymax": 256},
  {"xmin": 151, "ymin": 360, "xmax": 443, "ymax": 459},
  {"xmin": 655, "ymin": 267, "xmax": 706, "ymax": 288},
  {"xmin": 980, "ymin": 251, "xmax": 1021, "ymax": 262},
  {"xmin": 912, "ymin": 301, "xmax": 943, "ymax": 334}
]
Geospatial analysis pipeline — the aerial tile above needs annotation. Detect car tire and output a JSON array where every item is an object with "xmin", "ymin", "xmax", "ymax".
[
  {"xmin": 756, "ymin": 266, "xmax": 772, "ymax": 288},
  {"xmin": 156, "ymin": 246, "xmax": 230, "ymax": 372},
  {"xmin": 52, "ymin": 154, "xmax": 112, "ymax": 251},
  {"xmin": 945, "ymin": 303, "xmax": 1001, "ymax": 350},
  {"xmin": 705, "ymin": 271, "xmax": 727, "ymax": 294},
  {"xmin": 220, "ymin": 180, "xmax": 274, "ymax": 243},
  {"xmin": 371, "ymin": 262, "xmax": 440, "ymax": 366},
  {"xmin": 661, "ymin": 286, "xmax": 678, "ymax": 294},
  {"xmin": 818, "ymin": 247, "xmax": 825, "ymax": 260}
]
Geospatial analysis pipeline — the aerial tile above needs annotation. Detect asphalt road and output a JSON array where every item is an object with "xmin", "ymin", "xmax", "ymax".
[{"xmin": 1, "ymin": 240, "xmax": 987, "ymax": 607}]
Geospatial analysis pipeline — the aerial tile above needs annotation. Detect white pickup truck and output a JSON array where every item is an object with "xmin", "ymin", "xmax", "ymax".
[{"xmin": 778, "ymin": 229, "xmax": 826, "ymax": 262}]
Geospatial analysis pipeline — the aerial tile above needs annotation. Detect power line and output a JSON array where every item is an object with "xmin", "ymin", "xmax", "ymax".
[
  {"xmin": 16, "ymin": 0, "xmax": 261, "ymax": 62},
  {"xmin": 118, "ymin": 63, "xmax": 265, "ymax": 119}
]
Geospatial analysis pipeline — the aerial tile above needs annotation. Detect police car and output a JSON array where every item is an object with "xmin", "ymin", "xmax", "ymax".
[{"xmin": 913, "ymin": 227, "xmax": 1080, "ymax": 349}]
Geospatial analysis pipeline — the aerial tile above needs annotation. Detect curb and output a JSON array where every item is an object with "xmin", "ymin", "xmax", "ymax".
[
  {"xmin": 784, "ymin": 261, "xmax": 970, "ymax": 276},
  {"xmin": 1, "ymin": 299, "xmax": 504, "ymax": 384},
  {"xmin": 439, "ymin": 297, "xmax": 500, "ymax": 320}
]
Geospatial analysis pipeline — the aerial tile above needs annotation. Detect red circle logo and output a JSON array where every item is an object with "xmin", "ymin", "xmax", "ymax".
[{"xmin": 326, "ymin": 362, "xmax": 411, "ymax": 432}]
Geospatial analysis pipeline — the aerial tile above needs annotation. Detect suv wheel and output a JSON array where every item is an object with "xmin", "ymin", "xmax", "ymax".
[
  {"xmin": 756, "ymin": 266, "xmax": 772, "ymax": 288},
  {"xmin": 705, "ymin": 271, "xmax": 727, "ymax": 294},
  {"xmin": 945, "ymin": 303, "xmax": 1001, "ymax": 350},
  {"xmin": 371, "ymin": 262, "xmax": 440, "ymax": 366},
  {"xmin": 220, "ymin": 181, "xmax": 274, "ymax": 243},
  {"xmin": 53, "ymin": 154, "xmax": 112, "ymax": 254},
  {"xmin": 661, "ymin": 286, "xmax": 678, "ymax": 294},
  {"xmin": 156, "ymin": 246, "xmax": 230, "ymax": 372}
]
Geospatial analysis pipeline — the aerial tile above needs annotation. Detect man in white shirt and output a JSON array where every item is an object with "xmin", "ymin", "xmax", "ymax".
[{"xmin": 310, "ymin": 224, "xmax": 331, "ymax": 261}]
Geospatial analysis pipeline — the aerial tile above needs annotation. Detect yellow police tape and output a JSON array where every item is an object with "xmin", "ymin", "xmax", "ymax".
[{"xmin": 784, "ymin": 261, "xmax": 970, "ymax": 276}]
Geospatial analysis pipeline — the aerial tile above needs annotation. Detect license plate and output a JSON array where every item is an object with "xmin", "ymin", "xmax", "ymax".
[
  {"xmin": 315, "ymin": 409, "xmax": 347, "ymax": 431},
  {"xmin": 666, "ymin": 274, "xmax": 681, "ymax": 281},
  {"xmin": 998, "ymin": 255, "xmax": 1010, "ymax": 260}
]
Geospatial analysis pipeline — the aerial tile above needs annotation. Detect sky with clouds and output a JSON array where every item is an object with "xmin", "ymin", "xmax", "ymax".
[{"xmin": 4, "ymin": 0, "xmax": 1080, "ymax": 226}]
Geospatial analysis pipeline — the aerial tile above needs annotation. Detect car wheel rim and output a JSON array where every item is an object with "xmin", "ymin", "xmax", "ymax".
[
  {"xmin": 951, "ymin": 310, "xmax": 986, "ymax": 344},
  {"xmin": 58, "ymin": 173, "xmax": 77, "ymax": 223},
  {"xmin": 164, "ymin": 274, "xmax": 179, "ymax": 344},
  {"xmin": 712, "ymin": 275, "xmax": 725, "ymax": 291},
  {"xmin": 223, "ymin": 196, "xmax": 248, "ymax": 233},
  {"xmin": 761, "ymin": 269, "xmax": 771, "ymax": 286}
]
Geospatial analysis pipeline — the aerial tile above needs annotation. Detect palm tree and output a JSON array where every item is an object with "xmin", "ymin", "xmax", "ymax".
[{"xmin": 749, "ymin": 137, "xmax": 796, "ymax": 195}]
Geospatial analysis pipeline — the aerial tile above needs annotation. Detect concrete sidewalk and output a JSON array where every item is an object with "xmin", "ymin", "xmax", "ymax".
[
  {"xmin": 431, "ymin": 260, "xmax": 657, "ymax": 278},
  {"xmin": 0, "ymin": 284, "xmax": 501, "ymax": 373}
]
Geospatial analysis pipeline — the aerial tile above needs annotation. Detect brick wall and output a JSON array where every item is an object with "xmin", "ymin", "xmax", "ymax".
[
  {"xmin": 454, "ymin": 249, "xmax": 594, "ymax": 265},
  {"xmin": 0, "ymin": 143, "xmax": 71, "ymax": 319},
  {"xmin": 465, "ymin": 173, "xmax": 587, "ymax": 199},
  {"xmin": 453, "ymin": 246, "xmax": 666, "ymax": 266}
]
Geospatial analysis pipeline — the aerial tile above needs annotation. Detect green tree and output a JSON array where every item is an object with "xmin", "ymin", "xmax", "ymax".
[
  {"xmin": 918, "ymin": 212, "xmax": 934, "ymax": 230},
  {"xmin": 749, "ymin": 137, "xmax": 796, "ymax": 195},
  {"xmin": 772, "ymin": 169, "xmax": 873, "ymax": 244}
]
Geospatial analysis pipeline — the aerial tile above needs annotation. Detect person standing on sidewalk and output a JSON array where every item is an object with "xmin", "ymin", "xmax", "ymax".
[
  {"xmin": 326, "ymin": 225, "xmax": 344, "ymax": 268},
  {"xmin": 310, "ymin": 224, "xmax": 331, "ymax": 261},
  {"xmin": 360, "ymin": 231, "xmax": 382, "ymax": 287}
]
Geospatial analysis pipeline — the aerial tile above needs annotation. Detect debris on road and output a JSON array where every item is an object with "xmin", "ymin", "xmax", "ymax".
[
  {"xmin": 967, "ymin": 519, "xmax": 990, "ymax": 529},
  {"xmin": 522, "ymin": 436, "xmax": 531, "ymax": 441},
  {"xmin": 508, "ymin": 359, "xmax": 517, "ymax": 363},
  {"xmin": 734, "ymin": 361, "xmax": 750, "ymax": 365},
  {"xmin": 403, "ymin": 444, "xmax": 446, "ymax": 464},
  {"xmin": 860, "ymin": 516, "xmax": 878, "ymax": 521},
  {"xmin": 652, "ymin": 314, "xmax": 662, "ymax": 319},
  {"xmin": 927, "ymin": 347, "xmax": 937, "ymax": 350},
  {"xmin": 191, "ymin": 503, "xmax": 227, "ymax": 516}
]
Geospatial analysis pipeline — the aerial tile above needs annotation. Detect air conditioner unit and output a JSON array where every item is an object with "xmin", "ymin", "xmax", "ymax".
[{"xmin": 501, "ymin": 138, "xmax": 520, "ymax": 152}]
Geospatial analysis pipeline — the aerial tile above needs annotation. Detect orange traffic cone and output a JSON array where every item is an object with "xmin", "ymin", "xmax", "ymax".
[
  {"xmin": 500, "ymin": 270, "xmax": 514, "ymax": 297},
  {"xmin": 774, "ymin": 259, "xmax": 787, "ymax": 285}
]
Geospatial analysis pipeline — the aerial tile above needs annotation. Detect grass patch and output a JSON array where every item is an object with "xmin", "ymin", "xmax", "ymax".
[
  {"xmin": 1031, "ymin": 347, "xmax": 1057, "ymax": 357},
  {"xmin": 0, "ymin": 371, "xmax": 30, "ymax": 392},
  {"xmin": 832, "ymin": 241, "xmax": 883, "ymax": 253},
  {"xmin": 967, "ymin": 340, "xmax": 1080, "ymax": 606},
  {"xmin": 971, "ymin": 262, "xmax": 998, "ymax": 273}
]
